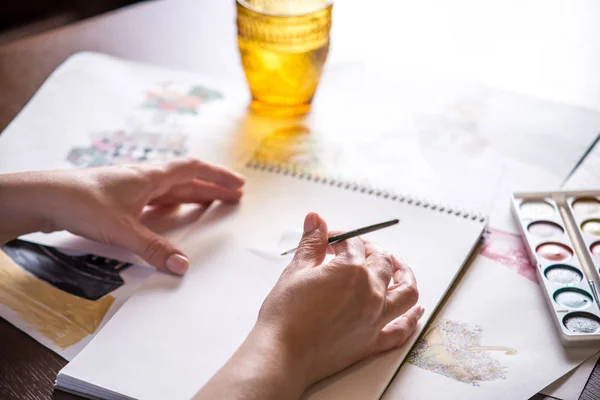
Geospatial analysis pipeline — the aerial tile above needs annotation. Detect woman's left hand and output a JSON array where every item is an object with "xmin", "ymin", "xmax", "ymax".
[{"xmin": 0, "ymin": 158, "xmax": 244, "ymax": 275}]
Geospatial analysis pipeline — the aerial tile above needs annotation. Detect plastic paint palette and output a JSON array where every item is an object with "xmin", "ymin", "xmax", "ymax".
[{"xmin": 512, "ymin": 191, "xmax": 600, "ymax": 346}]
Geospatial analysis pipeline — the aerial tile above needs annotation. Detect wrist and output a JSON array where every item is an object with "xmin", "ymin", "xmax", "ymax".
[
  {"xmin": 240, "ymin": 324, "xmax": 310, "ymax": 398},
  {"xmin": 208, "ymin": 323, "xmax": 310, "ymax": 399},
  {"xmin": 0, "ymin": 172, "xmax": 58, "ymax": 243},
  {"xmin": 195, "ymin": 323, "xmax": 310, "ymax": 400}
]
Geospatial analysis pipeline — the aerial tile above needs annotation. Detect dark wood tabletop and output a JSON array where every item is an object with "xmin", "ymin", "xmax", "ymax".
[{"xmin": 1, "ymin": 0, "xmax": 600, "ymax": 399}]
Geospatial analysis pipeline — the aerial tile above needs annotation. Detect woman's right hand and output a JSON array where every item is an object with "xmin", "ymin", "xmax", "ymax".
[
  {"xmin": 255, "ymin": 212, "xmax": 423, "ymax": 389},
  {"xmin": 196, "ymin": 212, "xmax": 422, "ymax": 400}
]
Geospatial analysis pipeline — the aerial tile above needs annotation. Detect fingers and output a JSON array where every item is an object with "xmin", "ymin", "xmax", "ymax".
[
  {"xmin": 147, "ymin": 158, "xmax": 245, "ymax": 191},
  {"xmin": 382, "ymin": 254, "xmax": 419, "ymax": 325},
  {"xmin": 149, "ymin": 180, "xmax": 243, "ymax": 205},
  {"xmin": 325, "ymin": 230, "xmax": 343, "ymax": 255},
  {"xmin": 326, "ymin": 234, "xmax": 392, "ymax": 286},
  {"xmin": 116, "ymin": 220, "xmax": 189, "ymax": 275},
  {"xmin": 374, "ymin": 305, "xmax": 425, "ymax": 354},
  {"xmin": 289, "ymin": 213, "xmax": 329, "ymax": 269},
  {"xmin": 391, "ymin": 254, "xmax": 417, "ymax": 287},
  {"xmin": 328, "ymin": 235, "xmax": 366, "ymax": 267},
  {"xmin": 363, "ymin": 239, "xmax": 393, "ymax": 288},
  {"xmin": 180, "ymin": 158, "xmax": 245, "ymax": 189}
]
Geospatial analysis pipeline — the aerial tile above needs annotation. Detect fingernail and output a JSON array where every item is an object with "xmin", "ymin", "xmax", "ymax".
[
  {"xmin": 417, "ymin": 306, "xmax": 425, "ymax": 319},
  {"xmin": 303, "ymin": 213, "xmax": 320, "ymax": 234},
  {"xmin": 166, "ymin": 254, "xmax": 189, "ymax": 275},
  {"xmin": 223, "ymin": 173, "xmax": 245, "ymax": 189},
  {"xmin": 232, "ymin": 170, "xmax": 245, "ymax": 181},
  {"xmin": 232, "ymin": 172, "xmax": 246, "ymax": 186}
]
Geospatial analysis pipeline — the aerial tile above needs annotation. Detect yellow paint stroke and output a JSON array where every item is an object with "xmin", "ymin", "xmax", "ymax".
[{"xmin": 0, "ymin": 250, "xmax": 114, "ymax": 349}]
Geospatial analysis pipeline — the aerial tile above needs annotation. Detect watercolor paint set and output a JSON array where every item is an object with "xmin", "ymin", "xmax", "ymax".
[{"xmin": 511, "ymin": 191, "xmax": 600, "ymax": 346}]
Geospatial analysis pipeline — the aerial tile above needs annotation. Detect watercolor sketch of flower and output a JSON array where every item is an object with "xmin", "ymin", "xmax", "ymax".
[
  {"xmin": 66, "ymin": 130, "xmax": 188, "ymax": 168},
  {"xmin": 142, "ymin": 82, "xmax": 223, "ymax": 114},
  {"xmin": 407, "ymin": 319, "xmax": 517, "ymax": 386}
]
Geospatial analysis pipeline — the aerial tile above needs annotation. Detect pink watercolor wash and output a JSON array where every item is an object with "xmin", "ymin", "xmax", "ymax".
[{"xmin": 480, "ymin": 227, "xmax": 537, "ymax": 283}]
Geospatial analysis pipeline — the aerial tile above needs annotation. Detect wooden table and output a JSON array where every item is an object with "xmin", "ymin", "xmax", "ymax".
[{"xmin": 1, "ymin": 0, "xmax": 600, "ymax": 398}]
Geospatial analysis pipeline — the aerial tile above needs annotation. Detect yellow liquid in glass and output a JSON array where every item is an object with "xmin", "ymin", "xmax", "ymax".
[{"xmin": 236, "ymin": 1, "xmax": 332, "ymax": 117}]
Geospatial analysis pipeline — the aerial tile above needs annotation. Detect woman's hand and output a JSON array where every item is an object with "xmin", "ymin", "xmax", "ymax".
[
  {"xmin": 0, "ymin": 158, "xmax": 244, "ymax": 275},
  {"xmin": 196, "ymin": 212, "xmax": 422, "ymax": 400}
]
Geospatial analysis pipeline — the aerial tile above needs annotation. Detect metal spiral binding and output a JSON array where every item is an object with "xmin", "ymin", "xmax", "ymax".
[{"xmin": 246, "ymin": 160, "xmax": 487, "ymax": 223}]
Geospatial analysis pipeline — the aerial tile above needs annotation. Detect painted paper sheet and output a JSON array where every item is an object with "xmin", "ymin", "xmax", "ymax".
[
  {"xmin": 0, "ymin": 53, "xmax": 250, "ymax": 359},
  {"xmin": 383, "ymin": 250, "xmax": 596, "ymax": 399},
  {"xmin": 0, "ymin": 239, "xmax": 151, "ymax": 360}
]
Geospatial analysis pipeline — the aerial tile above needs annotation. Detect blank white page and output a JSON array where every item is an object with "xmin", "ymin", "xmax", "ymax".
[{"xmin": 57, "ymin": 166, "xmax": 486, "ymax": 400}]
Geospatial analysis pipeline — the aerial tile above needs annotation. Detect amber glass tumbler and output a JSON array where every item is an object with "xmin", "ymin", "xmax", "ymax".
[{"xmin": 236, "ymin": 0, "xmax": 333, "ymax": 117}]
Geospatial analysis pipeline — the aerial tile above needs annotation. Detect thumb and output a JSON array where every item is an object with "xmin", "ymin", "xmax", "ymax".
[
  {"xmin": 290, "ymin": 212, "xmax": 329, "ymax": 268},
  {"xmin": 122, "ymin": 222, "xmax": 189, "ymax": 275}
]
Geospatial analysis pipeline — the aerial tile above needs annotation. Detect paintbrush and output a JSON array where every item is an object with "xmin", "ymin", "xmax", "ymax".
[{"xmin": 280, "ymin": 218, "xmax": 400, "ymax": 256}]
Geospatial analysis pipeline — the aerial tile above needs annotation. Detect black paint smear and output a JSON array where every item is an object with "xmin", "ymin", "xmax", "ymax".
[{"xmin": 1, "ymin": 239, "xmax": 131, "ymax": 301}]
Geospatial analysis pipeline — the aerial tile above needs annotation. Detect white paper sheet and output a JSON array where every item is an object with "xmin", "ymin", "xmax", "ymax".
[
  {"xmin": 381, "ymin": 114, "xmax": 600, "ymax": 399},
  {"xmin": 562, "ymin": 137, "xmax": 600, "ymax": 190},
  {"xmin": 0, "ymin": 52, "xmax": 254, "ymax": 176},
  {"xmin": 56, "ymin": 165, "xmax": 486, "ymax": 400},
  {"xmin": 382, "ymin": 253, "xmax": 597, "ymax": 400},
  {"xmin": 543, "ymin": 353, "xmax": 600, "ymax": 400}
]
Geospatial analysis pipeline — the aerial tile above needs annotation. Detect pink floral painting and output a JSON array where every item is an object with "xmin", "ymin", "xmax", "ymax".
[
  {"xmin": 480, "ymin": 227, "xmax": 537, "ymax": 283},
  {"xmin": 142, "ymin": 83, "xmax": 223, "ymax": 114}
]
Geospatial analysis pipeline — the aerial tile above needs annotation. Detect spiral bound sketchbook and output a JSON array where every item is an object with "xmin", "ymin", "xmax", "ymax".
[{"xmin": 55, "ymin": 163, "xmax": 487, "ymax": 400}]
